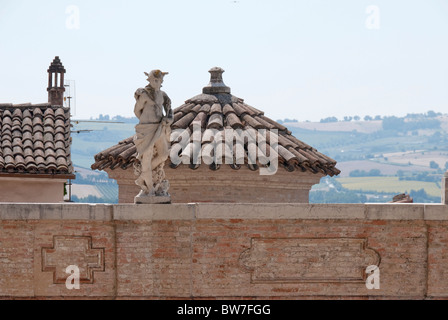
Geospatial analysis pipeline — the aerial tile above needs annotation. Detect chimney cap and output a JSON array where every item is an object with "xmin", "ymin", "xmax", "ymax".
[
  {"xmin": 47, "ymin": 56, "xmax": 66, "ymax": 73},
  {"xmin": 202, "ymin": 67, "xmax": 231, "ymax": 94}
]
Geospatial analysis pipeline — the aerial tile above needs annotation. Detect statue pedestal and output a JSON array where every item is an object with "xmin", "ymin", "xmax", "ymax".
[{"xmin": 135, "ymin": 194, "xmax": 171, "ymax": 204}]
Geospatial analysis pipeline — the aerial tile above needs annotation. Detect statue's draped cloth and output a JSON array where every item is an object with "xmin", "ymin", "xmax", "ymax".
[
  {"xmin": 133, "ymin": 87, "xmax": 172, "ymax": 161},
  {"xmin": 133, "ymin": 122, "xmax": 169, "ymax": 160}
]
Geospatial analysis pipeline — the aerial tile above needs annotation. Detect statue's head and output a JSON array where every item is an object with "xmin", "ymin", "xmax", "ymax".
[{"xmin": 145, "ymin": 70, "xmax": 169, "ymax": 90}]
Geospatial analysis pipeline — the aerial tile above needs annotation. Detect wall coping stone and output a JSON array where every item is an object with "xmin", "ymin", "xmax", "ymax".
[{"xmin": 0, "ymin": 202, "xmax": 446, "ymax": 221}]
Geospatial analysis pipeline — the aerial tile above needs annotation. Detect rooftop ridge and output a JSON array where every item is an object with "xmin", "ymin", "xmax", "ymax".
[{"xmin": 0, "ymin": 103, "xmax": 68, "ymax": 109}]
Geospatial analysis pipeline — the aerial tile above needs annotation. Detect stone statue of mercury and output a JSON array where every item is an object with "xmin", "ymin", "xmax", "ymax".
[{"xmin": 133, "ymin": 70, "xmax": 173, "ymax": 203}]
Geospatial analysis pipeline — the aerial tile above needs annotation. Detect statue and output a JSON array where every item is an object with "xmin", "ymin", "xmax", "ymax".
[{"xmin": 133, "ymin": 70, "xmax": 173, "ymax": 204}]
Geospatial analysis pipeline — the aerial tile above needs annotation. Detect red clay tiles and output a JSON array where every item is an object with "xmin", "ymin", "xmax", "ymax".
[{"xmin": 0, "ymin": 104, "xmax": 73, "ymax": 175}]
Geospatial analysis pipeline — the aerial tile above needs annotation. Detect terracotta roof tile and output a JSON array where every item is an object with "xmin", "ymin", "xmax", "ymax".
[
  {"xmin": 12, "ymin": 119, "xmax": 21, "ymax": 130},
  {"xmin": 91, "ymin": 68, "xmax": 340, "ymax": 177},
  {"xmin": 190, "ymin": 112, "xmax": 208, "ymax": 130},
  {"xmin": 226, "ymin": 112, "xmax": 244, "ymax": 129},
  {"xmin": 0, "ymin": 104, "xmax": 73, "ymax": 175},
  {"xmin": 24, "ymin": 148, "xmax": 33, "ymax": 157},
  {"xmin": 22, "ymin": 109, "xmax": 32, "ymax": 118},
  {"xmin": 258, "ymin": 115, "xmax": 290, "ymax": 133},
  {"xmin": 33, "ymin": 124, "xmax": 44, "ymax": 133},
  {"xmin": 252, "ymin": 115, "xmax": 275, "ymax": 130},
  {"xmin": 176, "ymin": 103, "xmax": 195, "ymax": 115},
  {"xmin": 210, "ymin": 103, "xmax": 222, "ymax": 115},
  {"xmin": 1, "ymin": 139, "xmax": 11, "ymax": 149},
  {"xmin": 23, "ymin": 124, "xmax": 33, "ymax": 133},
  {"xmin": 33, "ymin": 108, "xmax": 43, "ymax": 117},
  {"xmin": 207, "ymin": 113, "xmax": 223, "ymax": 129},
  {"xmin": 3, "ymin": 147, "xmax": 12, "ymax": 157},
  {"xmin": 173, "ymin": 112, "xmax": 196, "ymax": 129},
  {"xmin": 5, "ymin": 156, "xmax": 15, "ymax": 170},
  {"xmin": 54, "ymin": 119, "xmax": 65, "ymax": 128},
  {"xmin": 34, "ymin": 149, "xmax": 45, "ymax": 158},
  {"xmin": 12, "ymin": 109, "xmax": 22, "ymax": 119},
  {"xmin": 222, "ymin": 104, "xmax": 233, "ymax": 115},
  {"xmin": 55, "ymin": 108, "xmax": 66, "ymax": 119},
  {"xmin": 199, "ymin": 104, "xmax": 211, "ymax": 113},
  {"xmin": 24, "ymin": 140, "xmax": 33, "ymax": 150},
  {"xmin": 44, "ymin": 108, "xmax": 55, "ymax": 118},
  {"xmin": 54, "ymin": 133, "xmax": 65, "ymax": 141},
  {"xmin": 55, "ymin": 141, "xmax": 66, "ymax": 150},
  {"xmin": 190, "ymin": 104, "xmax": 202, "ymax": 113},
  {"xmin": 44, "ymin": 117, "xmax": 55, "ymax": 128},
  {"xmin": 173, "ymin": 112, "xmax": 184, "ymax": 123},
  {"xmin": 32, "ymin": 117, "xmax": 42, "ymax": 126},
  {"xmin": 24, "ymin": 155, "xmax": 35, "ymax": 164}
]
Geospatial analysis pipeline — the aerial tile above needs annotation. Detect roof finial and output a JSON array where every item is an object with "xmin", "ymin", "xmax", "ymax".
[
  {"xmin": 47, "ymin": 56, "xmax": 66, "ymax": 73},
  {"xmin": 203, "ymin": 67, "xmax": 231, "ymax": 94}
]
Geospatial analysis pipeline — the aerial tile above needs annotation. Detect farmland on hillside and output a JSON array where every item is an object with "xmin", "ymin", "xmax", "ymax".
[
  {"xmin": 335, "ymin": 160, "xmax": 429, "ymax": 178},
  {"xmin": 336, "ymin": 176, "xmax": 441, "ymax": 198}
]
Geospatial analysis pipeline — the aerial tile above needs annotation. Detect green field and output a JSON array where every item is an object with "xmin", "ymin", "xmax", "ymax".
[{"xmin": 336, "ymin": 176, "xmax": 441, "ymax": 197}]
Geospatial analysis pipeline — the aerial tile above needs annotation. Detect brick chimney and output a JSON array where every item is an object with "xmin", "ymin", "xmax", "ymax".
[{"xmin": 47, "ymin": 56, "xmax": 66, "ymax": 106}]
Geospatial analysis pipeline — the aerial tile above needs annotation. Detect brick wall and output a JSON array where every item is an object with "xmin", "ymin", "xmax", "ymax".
[
  {"xmin": 0, "ymin": 202, "xmax": 447, "ymax": 299},
  {"xmin": 0, "ymin": 178, "xmax": 66, "ymax": 203},
  {"xmin": 106, "ymin": 165, "xmax": 322, "ymax": 204}
]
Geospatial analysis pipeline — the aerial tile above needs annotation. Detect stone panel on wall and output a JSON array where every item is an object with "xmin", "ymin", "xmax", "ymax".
[{"xmin": 239, "ymin": 238, "xmax": 380, "ymax": 284}]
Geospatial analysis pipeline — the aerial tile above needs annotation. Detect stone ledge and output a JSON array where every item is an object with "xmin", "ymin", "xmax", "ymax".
[
  {"xmin": 0, "ymin": 203, "xmax": 446, "ymax": 221},
  {"xmin": 365, "ymin": 203, "xmax": 425, "ymax": 220},
  {"xmin": 424, "ymin": 204, "xmax": 448, "ymax": 220},
  {"xmin": 113, "ymin": 203, "xmax": 195, "ymax": 220},
  {"xmin": 194, "ymin": 203, "xmax": 367, "ymax": 220},
  {"xmin": 0, "ymin": 203, "xmax": 113, "ymax": 221}
]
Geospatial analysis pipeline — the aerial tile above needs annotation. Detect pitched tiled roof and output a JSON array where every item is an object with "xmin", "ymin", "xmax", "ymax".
[
  {"xmin": 91, "ymin": 68, "xmax": 340, "ymax": 177},
  {"xmin": 0, "ymin": 103, "xmax": 74, "ymax": 176}
]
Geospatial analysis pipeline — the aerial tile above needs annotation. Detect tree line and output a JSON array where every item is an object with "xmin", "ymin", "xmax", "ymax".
[{"xmin": 319, "ymin": 110, "xmax": 443, "ymax": 124}]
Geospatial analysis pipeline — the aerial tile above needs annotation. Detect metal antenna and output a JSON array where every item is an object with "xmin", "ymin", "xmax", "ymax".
[{"xmin": 64, "ymin": 80, "xmax": 76, "ymax": 115}]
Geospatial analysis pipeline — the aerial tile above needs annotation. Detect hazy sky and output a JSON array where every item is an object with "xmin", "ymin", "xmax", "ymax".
[{"xmin": 0, "ymin": 0, "xmax": 447, "ymax": 122}]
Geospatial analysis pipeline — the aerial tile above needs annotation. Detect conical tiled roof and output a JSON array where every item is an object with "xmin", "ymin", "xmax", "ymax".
[{"xmin": 91, "ymin": 68, "xmax": 340, "ymax": 177}]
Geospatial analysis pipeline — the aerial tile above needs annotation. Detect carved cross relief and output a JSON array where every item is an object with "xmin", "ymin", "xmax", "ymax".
[{"xmin": 42, "ymin": 236, "xmax": 105, "ymax": 284}]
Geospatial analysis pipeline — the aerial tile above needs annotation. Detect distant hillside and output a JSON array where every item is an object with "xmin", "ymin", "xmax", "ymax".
[
  {"xmin": 286, "ymin": 120, "xmax": 382, "ymax": 134},
  {"xmin": 284, "ymin": 114, "xmax": 448, "ymax": 134},
  {"xmin": 295, "ymin": 113, "xmax": 448, "ymax": 204},
  {"xmin": 69, "ymin": 112, "xmax": 448, "ymax": 204}
]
